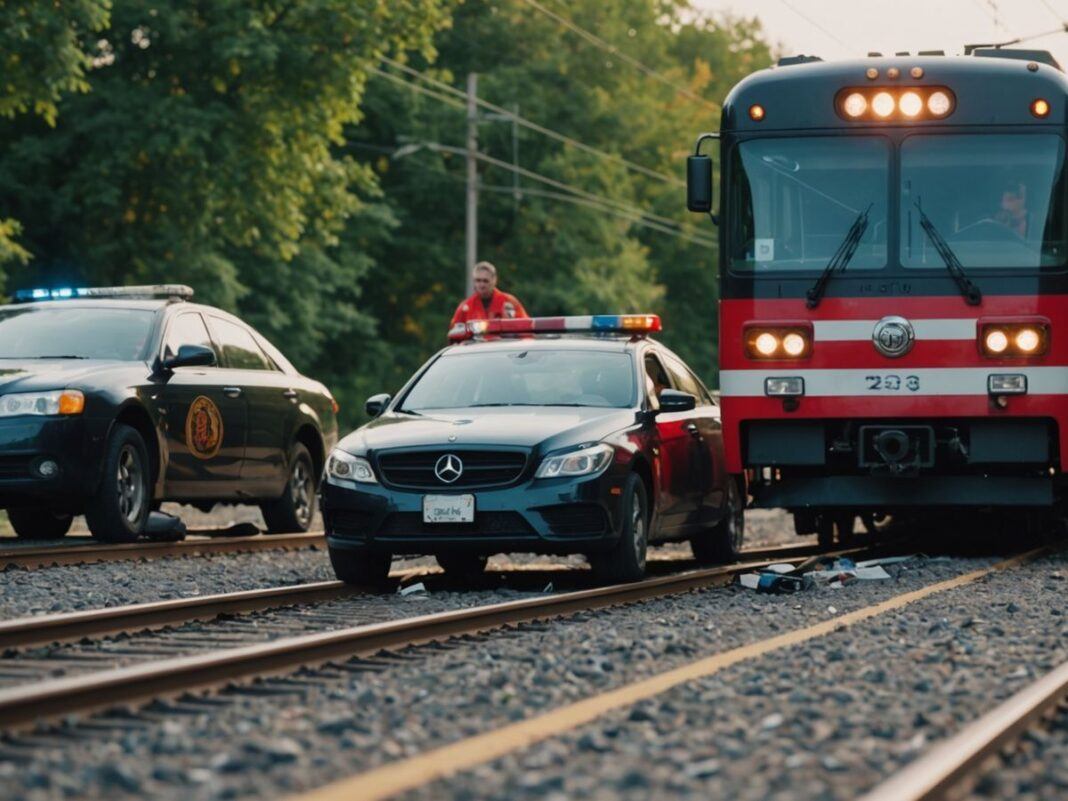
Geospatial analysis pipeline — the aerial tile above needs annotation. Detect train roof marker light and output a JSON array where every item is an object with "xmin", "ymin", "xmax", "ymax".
[
  {"xmin": 749, "ymin": 104, "xmax": 765, "ymax": 121},
  {"xmin": 1032, "ymin": 98, "xmax": 1051, "ymax": 118},
  {"xmin": 910, "ymin": 66, "xmax": 924, "ymax": 79}
]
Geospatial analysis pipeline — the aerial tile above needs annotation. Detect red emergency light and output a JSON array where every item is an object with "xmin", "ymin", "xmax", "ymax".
[{"xmin": 448, "ymin": 314, "xmax": 662, "ymax": 342}]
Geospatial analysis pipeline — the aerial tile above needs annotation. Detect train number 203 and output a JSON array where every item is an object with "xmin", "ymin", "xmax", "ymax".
[{"xmin": 865, "ymin": 375, "xmax": 920, "ymax": 392}]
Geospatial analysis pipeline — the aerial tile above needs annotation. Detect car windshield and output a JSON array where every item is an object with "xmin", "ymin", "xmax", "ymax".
[
  {"xmin": 400, "ymin": 349, "xmax": 636, "ymax": 411},
  {"xmin": 730, "ymin": 136, "xmax": 889, "ymax": 272},
  {"xmin": 900, "ymin": 134, "xmax": 1067, "ymax": 269},
  {"xmin": 0, "ymin": 307, "xmax": 155, "ymax": 360}
]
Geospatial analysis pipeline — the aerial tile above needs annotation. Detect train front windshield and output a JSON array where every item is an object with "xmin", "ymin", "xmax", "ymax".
[{"xmin": 730, "ymin": 134, "xmax": 1068, "ymax": 272}]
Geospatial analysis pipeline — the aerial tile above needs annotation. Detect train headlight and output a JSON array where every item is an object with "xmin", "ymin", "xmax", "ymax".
[
  {"xmin": 765, "ymin": 377, "xmax": 805, "ymax": 397},
  {"xmin": 927, "ymin": 91, "xmax": 952, "ymax": 116},
  {"xmin": 979, "ymin": 320, "xmax": 1050, "ymax": 358},
  {"xmin": 745, "ymin": 324, "xmax": 813, "ymax": 360},
  {"xmin": 842, "ymin": 92, "xmax": 867, "ymax": 117},
  {"xmin": 988, "ymin": 374, "xmax": 1027, "ymax": 395},
  {"xmin": 899, "ymin": 91, "xmax": 923, "ymax": 117},
  {"xmin": 872, "ymin": 92, "xmax": 895, "ymax": 117}
]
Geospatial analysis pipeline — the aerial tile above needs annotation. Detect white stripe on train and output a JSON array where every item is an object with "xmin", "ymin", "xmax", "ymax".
[
  {"xmin": 719, "ymin": 367, "xmax": 1068, "ymax": 397},
  {"xmin": 812, "ymin": 319, "xmax": 977, "ymax": 341}
]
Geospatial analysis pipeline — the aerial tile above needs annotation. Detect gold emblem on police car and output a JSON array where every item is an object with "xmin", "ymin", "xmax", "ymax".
[{"xmin": 186, "ymin": 396, "xmax": 223, "ymax": 459}]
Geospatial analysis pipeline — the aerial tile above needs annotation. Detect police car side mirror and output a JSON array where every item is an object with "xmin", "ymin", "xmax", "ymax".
[
  {"xmin": 162, "ymin": 344, "xmax": 216, "ymax": 371},
  {"xmin": 659, "ymin": 389, "xmax": 697, "ymax": 413},
  {"xmin": 365, "ymin": 393, "xmax": 392, "ymax": 418},
  {"xmin": 686, "ymin": 155, "xmax": 713, "ymax": 213}
]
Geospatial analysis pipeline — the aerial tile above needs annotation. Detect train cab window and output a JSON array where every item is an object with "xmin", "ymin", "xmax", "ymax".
[
  {"xmin": 208, "ymin": 317, "xmax": 275, "ymax": 371},
  {"xmin": 730, "ymin": 136, "xmax": 889, "ymax": 272},
  {"xmin": 162, "ymin": 312, "xmax": 216, "ymax": 364},
  {"xmin": 900, "ymin": 134, "xmax": 1067, "ymax": 270}
]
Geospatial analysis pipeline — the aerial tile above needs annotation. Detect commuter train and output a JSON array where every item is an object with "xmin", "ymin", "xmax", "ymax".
[{"xmin": 687, "ymin": 47, "xmax": 1068, "ymax": 542}]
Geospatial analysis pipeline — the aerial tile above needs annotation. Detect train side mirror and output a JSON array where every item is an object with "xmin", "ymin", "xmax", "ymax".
[{"xmin": 686, "ymin": 154, "xmax": 713, "ymax": 213}]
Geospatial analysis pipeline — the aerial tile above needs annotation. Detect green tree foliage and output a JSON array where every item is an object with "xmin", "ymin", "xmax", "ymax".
[{"xmin": 350, "ymin": 1, "xmax": 772, "ymax": 409}]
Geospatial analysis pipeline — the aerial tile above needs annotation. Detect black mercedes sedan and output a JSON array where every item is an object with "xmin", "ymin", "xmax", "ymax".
[
  {"xmin": 322, "ymin": 314, "xmax": 743, "ymax": 585},
  {"xmin": 0, "ymin": 285, "xmax": 338, "ymax": 542}
]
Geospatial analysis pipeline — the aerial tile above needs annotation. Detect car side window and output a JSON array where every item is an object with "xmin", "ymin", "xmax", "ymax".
[
  {"xmin": 163, "ymin": 313, "xmax": 215, "ymax": 364},
  {"xmin": 643, "ymin": 353, "xmax": 671, "ymax": 408},
  {"xmin": 208, "ymin": 317, "xmax": 274, "ymax": 371},
  {"xmin": 661, "ymin": 352, "xmax": 706, "ymax": 404}
]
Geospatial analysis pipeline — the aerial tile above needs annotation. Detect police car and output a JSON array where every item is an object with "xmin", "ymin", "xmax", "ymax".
[
  {"xmin": 321, "ymin": 315, "xmax": 743, "ymax": 585},
  {"xmin": 0, "ymin": 285, "xmax": 338, "ymax": 541}
]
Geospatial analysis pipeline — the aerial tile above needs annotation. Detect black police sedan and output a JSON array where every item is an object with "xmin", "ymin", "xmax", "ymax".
[
  {"xmin": 0, "ymin": 285, "xmax": 338, "ymax": 542},
  {"xmin": 321, "ymin": 314, "xmax": 743, "ymax": 585}
]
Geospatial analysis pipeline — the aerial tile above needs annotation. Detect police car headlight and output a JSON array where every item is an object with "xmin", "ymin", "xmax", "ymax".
[
  {"xmin": 536, "ymin": 443, "xmax": 614, "ymax": 479},
  {"xmin": 326, "ymin": 449, "xmax": 377, "ymax": 484},
  {"xmin": 0, "ymin": 390, "xmax": 84, "ymax": 417}
]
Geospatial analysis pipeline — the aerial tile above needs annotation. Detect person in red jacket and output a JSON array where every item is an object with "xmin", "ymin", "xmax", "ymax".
[{"xmin": 450, "ymin": 261, "xmax": 529, "ymax": 329}]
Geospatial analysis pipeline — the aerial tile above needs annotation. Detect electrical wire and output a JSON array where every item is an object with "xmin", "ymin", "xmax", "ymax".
[
  {"xmin": 776, "ymin": 0, "xmax": 856, "ymax": 52},
  {"xmin": 1034, "ymin": 0, "xmax": 1067, "ymax": 24},
  {"xmin": 516, "ymin": 0, "xmax": 719, "ymax": 112},
  {"xmin": 368, "ymin": 66, "xmax": 467, "ymax": 111},
  {"xmin": 379, "ymin": 57, "xmax": 684, "ymax": 187}
]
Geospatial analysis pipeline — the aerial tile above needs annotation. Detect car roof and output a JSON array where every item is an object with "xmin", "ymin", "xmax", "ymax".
[
  {"xmin": 1, "ymin": 299, "xmax": 172, "ymax": 312},
  {"xmin": 446, "ymin": 334, "xmax": 653, "ymax": 355}
]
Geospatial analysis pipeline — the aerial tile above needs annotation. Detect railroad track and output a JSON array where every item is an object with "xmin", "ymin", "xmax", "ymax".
[
  {"xmin": 860, "ymin": 658, "xmax": 1068, "ymax": 801},
  {"xmin": 0, "ymin": 542, "xmax": 835, "ymax": 651},
  {"xmin": 0, "ymin": 531, "xmax": 326, "ymax": 569},
  {"xmin": 0, "ymin": 545, "xmax": 860, "ymax": 731}
]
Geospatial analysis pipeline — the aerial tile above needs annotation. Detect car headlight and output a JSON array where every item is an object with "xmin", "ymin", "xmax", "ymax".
[
  {"xmin": 0, "ymin": 390, "xmax": 85, "ymax": 417},
  {"xmin": 326, "ymin": 449, "xmax": 377, "ymax": 484},
  {"xmin": 535, "ymin": 443, "xmax": 614, "ymax": 479}
]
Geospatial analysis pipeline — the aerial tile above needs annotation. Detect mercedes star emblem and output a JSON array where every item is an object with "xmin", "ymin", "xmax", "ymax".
[
  {"xmin": 434, "ymin": 453, "xmax": 464, "ymax": 483},
  {"xmin": 872, "ymin": 316, "xmax": 915, "ymax": 358}
]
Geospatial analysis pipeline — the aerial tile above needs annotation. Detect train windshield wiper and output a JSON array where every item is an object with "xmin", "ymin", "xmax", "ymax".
[
  {"xmin": 806, "ymin": 204, "xmax": 872, "ymax": 309},
  {"xmin": 913, "ymin": 201, "xmax": 982, "ymax": 306}
]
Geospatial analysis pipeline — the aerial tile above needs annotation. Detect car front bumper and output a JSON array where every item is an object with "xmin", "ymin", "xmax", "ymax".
[
  {"xmin": 0, "ymin": 416, "xmax": 103, "ymax": 507},
  {"xmin": 321, "ymin": 467, "xmax": 629, "ymax": 556}
]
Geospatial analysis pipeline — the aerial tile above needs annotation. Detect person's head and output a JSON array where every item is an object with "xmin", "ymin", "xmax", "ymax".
[
  {"xmin": 473, "ymin": 261, "xmax": 498, "ymax": 300},
  {"xmin": 1001, "ymin": 179, "xmax": 1027, "ymax": 215}
]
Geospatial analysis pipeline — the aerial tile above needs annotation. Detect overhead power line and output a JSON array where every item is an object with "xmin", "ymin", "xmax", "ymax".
[
  {"xmin": 1035, "ymin": 0, "xmax": 1067, "ymax": 24},
  {"xmin": 776, "ymin": 0, "xmax": 856, "ymax": 52},
  {"xmin": 368, "ymin": 66, "xmax": 467, "ymax": 110},
  {"xmin": 379, "ymin": 57, "xmax": 683, "ymax": 187},
  {"xmin": 516, "ymin": 0, "xmax": 719, "ymax": 112}
]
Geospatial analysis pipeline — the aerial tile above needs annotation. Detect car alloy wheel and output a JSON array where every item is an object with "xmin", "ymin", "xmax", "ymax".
[
  {"xmin": 117, "ymin": 444, "xmax": 146, "ymax": 524},
  {"xmin": 630, "ymin": 491, "xmax": 647, "ymax": 572},
  {"xmin": 290, "ymin": 458, "xmax": 313, "ymax": 529}
]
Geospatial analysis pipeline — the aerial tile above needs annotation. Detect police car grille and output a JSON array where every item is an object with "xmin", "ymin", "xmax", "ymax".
[
  {"xmin": 377, "ymin": 450, "xmax": 527, "ymax": 489},
  {"xmin": 0, "ymin": 456, "xmax": 31, "ymax": 479},
  {"xmin": 377, "ymin": 511, "xmax": 535, "ymax": 538}
]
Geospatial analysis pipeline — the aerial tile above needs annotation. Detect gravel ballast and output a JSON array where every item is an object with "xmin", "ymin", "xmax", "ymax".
[{"xmin": 2, "ymin": 548, "xmax": 1051, "ymax": 801}]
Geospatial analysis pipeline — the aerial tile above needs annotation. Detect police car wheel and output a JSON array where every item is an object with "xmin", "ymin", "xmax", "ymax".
[
  {"xmin": 261, "ymin": 443, "xmax": 317, "ymax": 534},
  {"xmin": 7, "ymin": 508, "xmax": 74, "ymax": 539},
  {"xmin": 691, "ymin": 477, "xmax": 745, "ymax": 564},
  {"xmin": 328, "ymin": 546, "xmax": 392, "ymax": 587},
  {"xmin": 85, "ymin": 424, "xmax": 151, "ymax": 543},
  {"xmin": 436, "ymin": 553, "xmax": 488, "ymax": 578},
  {"xmin": 589, "ymin": 474, "xmax": 647, "ymax": 584}
]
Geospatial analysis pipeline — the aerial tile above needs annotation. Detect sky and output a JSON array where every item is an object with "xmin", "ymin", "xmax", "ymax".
[{"xmin": 693, "ymin": 0, "xmax": 1068, "ymax": 69}]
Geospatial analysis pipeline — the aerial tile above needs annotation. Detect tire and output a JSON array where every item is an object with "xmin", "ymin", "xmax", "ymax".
[
  {"xmin": 328, "ymin": 546, "xmax": 392, "ymax": 587},
  {"xmin": 817, "ymin": 511, "xmax": 856, "ymax": 548},
  {"xmin": 7, "ymin": 508, "xmax": 74, "ymax": 540},
  {"xmin": 261, "ymin": 443, "xmax": 317, "ymax": 534},
  {"xmin": 690, "ymin": 477, "xmax": 745, "ymax": 564},
  {"xmin": 436, "ymin": 553, "xmax": 488, "ymax": 578},
  {"xmin": 85, "ymin": 424, "xmax": 151, "ymax": 543},
  {"xmin": 589, "ymin": 474, "xmax": 648, "ymax": 584}
]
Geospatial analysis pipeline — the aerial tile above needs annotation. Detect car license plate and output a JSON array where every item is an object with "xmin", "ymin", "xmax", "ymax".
[{"xmin": 422, "ymin": 494, "xmax": 475, "ymax": 524}]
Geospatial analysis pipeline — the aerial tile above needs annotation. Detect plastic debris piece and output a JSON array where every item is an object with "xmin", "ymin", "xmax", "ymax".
[
  {"xmin": 398, "ymin": 582, "xmax": 426, "ymax": 596},
  {"xmin": 763, "ymin": 563, "xmax": 797, "ymax": 574},
  {"xmin": 853, "ymin": 565, "xmax": 891, "ymax": 580},
  {"xmin": 827, "ymin": 606, "xmax": 838, "ymax": 614},
  {"xmin": 855, "ymin": 555, "xmax": 917, "ymax": 568},
  {"xmin": 739, "ymin": 573, "xmax": 761, "ymax": 589}
]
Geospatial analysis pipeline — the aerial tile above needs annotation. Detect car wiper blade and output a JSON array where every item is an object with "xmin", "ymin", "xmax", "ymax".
[
  {"xmin": 806, "ymin": 204, "xmax": 872, "ymax": 309},
  {"xmin": 33, "ymin": 355, "xmax": 87, "ymax": 359},
  {"xmin": 913, "ymin": 201, "xmax": 982, "ymax": 306},
  {"xmin": 394, "ymin": 408, "xmax": 422, "ymax": 416},
  {"xmin": 468, "ymin": 402, "xmax": 541, "ymax": 407}
]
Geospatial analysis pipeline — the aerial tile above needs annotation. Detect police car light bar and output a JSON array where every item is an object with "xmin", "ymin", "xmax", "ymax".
[
  {"xmin": 13, "ymin": 285, "xmax": 194, "ymax": 303},
  {"xmin": 449, "ymin": 314, "xmax": 662, "ymax": 341}
]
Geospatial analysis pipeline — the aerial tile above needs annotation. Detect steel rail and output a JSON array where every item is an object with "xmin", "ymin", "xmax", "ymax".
[
  {"xmin": 0, "ymin": 544, "xmax": 832, "ymax": 651},
  {"xmin": 0, "ymin": 551, "xmax": 835, "ymax": 731},
  {"xmin": 859, "ymin": 658, "xmax": 1068, "ymax": 801},
  {"xmin": 0, "ymin": 532, "xmax": 326, "ymax": 569}
]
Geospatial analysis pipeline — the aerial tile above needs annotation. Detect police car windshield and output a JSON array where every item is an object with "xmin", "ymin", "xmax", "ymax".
[
  {"xmin": 0, "ymin": 307, "xmax": 154, "ymax": 360},
  {"xmin": 730, "ymin": 136, "xmax": 889, "ymax": 272},
  {"xmin": 901, "ymin": 134, "xmax": 1067, "ymax": 269},
  {"xmin": 400, "ymin": 349, "xmax": 636, "ymax": 411}
]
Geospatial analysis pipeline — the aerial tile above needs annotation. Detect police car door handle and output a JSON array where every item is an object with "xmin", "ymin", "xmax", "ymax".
[
  {"xmin": 223, "ymin": 386, "xmax": 243, "ymax": 399},
  {"xmin": 684, "ymin": 422, "xmax": 701, "ymax": 438},
  {"xmin": 283, "ymin": 389, "xmax": 299, "ymax": 401}
]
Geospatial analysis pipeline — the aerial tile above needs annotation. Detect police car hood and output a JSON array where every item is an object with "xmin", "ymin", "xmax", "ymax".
[
  {"xmin": 342, "ymin": 407, "xmax": 635, "ymax": 454},
  {"xmin": 0, "ymin": 359, "xmax": 132, "ymax": 392}
]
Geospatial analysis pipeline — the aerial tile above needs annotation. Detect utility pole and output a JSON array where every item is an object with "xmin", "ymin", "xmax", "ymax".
[{"xmin": 465, "ymin": 73, "xmax": 478, "ymax": 296}]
